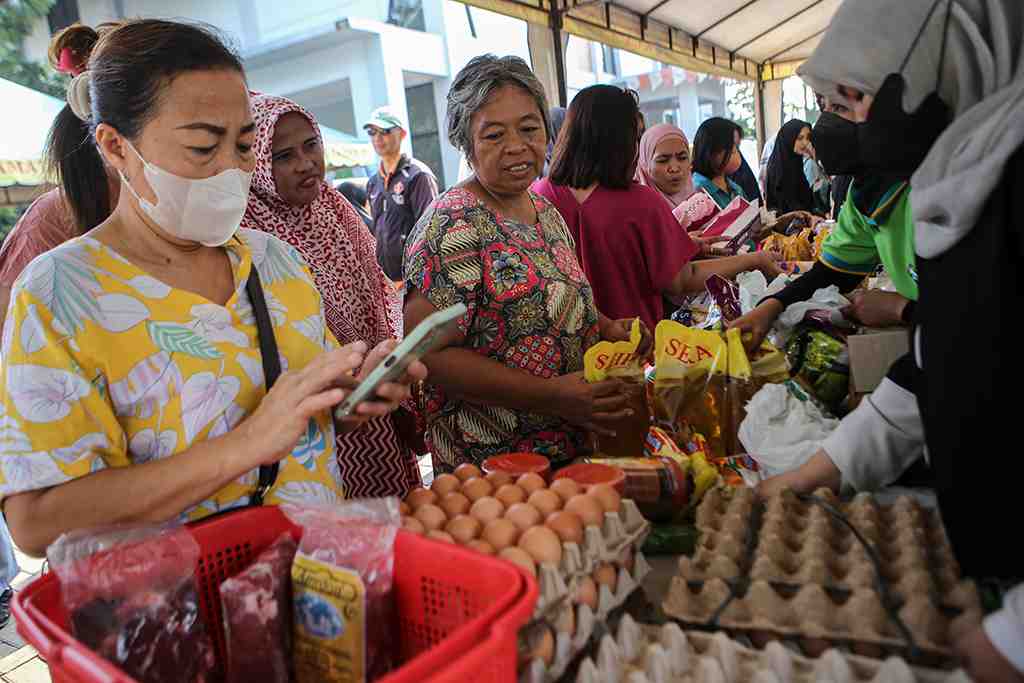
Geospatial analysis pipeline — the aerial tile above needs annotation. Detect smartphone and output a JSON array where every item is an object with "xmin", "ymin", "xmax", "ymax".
[{"xmin": 333, "ymin": 302, "xmax": 467, "ymax": 419}]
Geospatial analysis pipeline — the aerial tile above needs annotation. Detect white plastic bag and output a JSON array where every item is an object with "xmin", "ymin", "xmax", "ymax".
[
  {"xmin": 736, "ymin": 270, "xmax": 792, "ymax": 315},
  {"xmin": 738, "ymin": 382, "xmax": 840, "ymax": 480}
]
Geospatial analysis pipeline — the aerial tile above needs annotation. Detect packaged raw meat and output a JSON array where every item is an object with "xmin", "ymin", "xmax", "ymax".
[
  {"xmin": 47, "ymin": 524, "xmax": 218, "ymax": 683},
  {"xmin": 283, "ymin": 499, "xmax": 401, "ymax": 683},
  {"xmin": 220, "ymin": 532, "xmax": 297, "ymax": 683}
]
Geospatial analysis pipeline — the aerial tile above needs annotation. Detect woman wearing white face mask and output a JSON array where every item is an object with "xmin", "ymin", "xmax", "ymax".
[{"xmin": 0, "ymin": 19, "xmax": 424, "ymax": 558}]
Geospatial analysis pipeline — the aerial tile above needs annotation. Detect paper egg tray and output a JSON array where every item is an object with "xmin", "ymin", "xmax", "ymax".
[
  {"xmin": 533, "ymin": 500, "xmax": 651, "ymax": 619},
  {"xmin": 664, "ymin": 488, "xmax": 982, "ymax": 663},
  {"xmin": 522, "ymin": 552, "xmax": 654, "ymax": 683},
  {"xmin": 574, "ymin": 616, "xmax": 970, "ymax": 683}
]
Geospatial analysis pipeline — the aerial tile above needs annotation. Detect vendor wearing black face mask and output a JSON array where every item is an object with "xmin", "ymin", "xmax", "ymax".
[
  {"xmin": 751, "ymin": 1, "xmax": 1024, "ymax": 679},
  {"xmin": 729, "ymin": 87, "xmax": 926, "ymax": 351}
]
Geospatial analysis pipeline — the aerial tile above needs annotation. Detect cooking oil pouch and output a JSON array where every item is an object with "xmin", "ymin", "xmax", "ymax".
[
  {"xmin": 284, "ymin": 499, "xmax": 401, "ymax": 683},
  {"xmin": 584, "ymin": 318, "xmax": 644, "ymax": 382},
  {"xmin": 585, "ymin": 319, "xmax": 651, "ymax": 457}
]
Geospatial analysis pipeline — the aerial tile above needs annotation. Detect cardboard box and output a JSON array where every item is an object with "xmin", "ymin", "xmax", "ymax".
[{"xmin": 847, "ymin": 328, "xmax": 911, "ymax": 395}]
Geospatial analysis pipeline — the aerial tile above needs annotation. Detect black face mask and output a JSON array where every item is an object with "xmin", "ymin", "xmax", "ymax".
[
  {"xmin": 812, "ymin": 112, "xmax": 864, "ymax": 176},
  {"xmin": 858, "ymin": 73, "xmax": 950, "ymax": 177},
  {"xmin": 812, "ymin": 74, "xmax": 950, "ymax": 179}
]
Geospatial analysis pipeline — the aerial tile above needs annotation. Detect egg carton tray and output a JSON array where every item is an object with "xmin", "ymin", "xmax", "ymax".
[
  {"xmin": 665, "ymin": 488, "xmax": 982, "ymax": 665},
  {"xmin": 687, "ymin": 488, "xmax": 965, "ymax": 604},
  {"xmin": 663, "ymin": 577, "xmax": 980, "ymax": 664},
  {"xmin": 533, "ymin": 501, "xmax": 651, "ymax": 619},
  {"xmin": 574, "ymin": 616, "xmax": 970, "ymax": 683},
  {"xmin": 521, "ymin": 553, "xmax": 652, "ymax": 683}
]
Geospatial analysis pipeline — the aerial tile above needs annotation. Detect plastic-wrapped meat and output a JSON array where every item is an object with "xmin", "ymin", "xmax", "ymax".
[
  {"xmin": 71, "ymin": 579, "xmax": 218, "ymax": 683},
  {"xmin": 220, "ymin": 532, "xmax": 297, "ymax": 683}
]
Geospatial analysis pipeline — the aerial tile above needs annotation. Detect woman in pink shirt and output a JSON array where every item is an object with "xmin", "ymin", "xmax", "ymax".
[{"xmin": 532, "ymin": 85, "xmax": 780, "ymax": 330}]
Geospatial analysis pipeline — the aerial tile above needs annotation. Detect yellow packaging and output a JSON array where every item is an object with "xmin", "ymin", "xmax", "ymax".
[
  {"xmin": 585, "ymin": 319, "xmax": 651, "ymax": 457},
  {"xmin": 583, "ymin": 318, "xmax": 644, "ymax": 382},
  {"xmin": 292, "ymin": 551, "xmax": 366, "ymax": 683}
]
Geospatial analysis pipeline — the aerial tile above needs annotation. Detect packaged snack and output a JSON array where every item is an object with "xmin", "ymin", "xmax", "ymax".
[
  {"xmin": 584, "ymin": 319, "xmax": 651, "ymax": 458},
  {"xmin": 48, "ymin": 524, "xmax": 218, "ymax": 683},
  {"xmin": 284, "ymin": 499, "xmax": 401, "ymax": 683},
  {"xmin": 220, "ymin": 532, "xmax": 297, "ymax": 683},
  {"xmin": 785, "ymin": 322, "xmax": 851, "ymax": 414},
  {"xmin": 761, "ymin": 227, "xmax": 815, "ymax": 262}
]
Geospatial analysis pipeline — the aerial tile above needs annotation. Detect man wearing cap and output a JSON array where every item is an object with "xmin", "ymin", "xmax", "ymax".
[{"xmin": 364, "ymin": 106, "xmax": 439, "ymax": 282}]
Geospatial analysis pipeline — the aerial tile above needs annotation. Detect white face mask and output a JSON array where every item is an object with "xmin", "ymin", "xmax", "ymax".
[{"xmin": 119, "ymin": 139, "xmax": 253, "ymax": 247}]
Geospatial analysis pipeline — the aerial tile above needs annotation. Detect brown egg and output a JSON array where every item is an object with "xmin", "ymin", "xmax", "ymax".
[
  {"xmin": 454, "ymin": 463, "xmax": 483, "ymax": 481},
  {"xmin": 546, "ymin": 511, "xmax": 584, "ymax": 545},
  {"xmin": 528, "ymin": 489, "xmax": 562, "ymax": 517},
  {"xmin": 461, "ymin": 477, "xmax": 494, "ymax": 502},
  {"xmin": 516, "ymin": 473, "xmax": 547, "ymax": 495},
  {"xmin": 469, "ymin": 497, "xmax": 505, "ymax": 525},
  {"xmin": 549, "ymin": 478, "xmax": 582, "ymax": 503},
  {"xmin": 466, "ymin": 539, "xmax": 496, "ymax": 555},
  {"xmin": 402, "ymin": 516, "xmax": 425, "ymax": 535},
  {"xmin": 426, "ymin": 530, "xmax": 455, "ymax": 543},
  {"xmin": 589, "ymin": 484, "xmax": 622, "ymax": 514},
  {"xmin": 594, "ymin": 563, "xmax": 617, "ymax": 590},
  {"xmin": 406, "ymin": 487, "xmax": 438, "ymax": 510},
  {"xmin": 564, "ymin": 494, "xmax": 605, "ymax": 527},
  {"xmin": 445, "ymin": 515, "xmax": 482, "ymax": 544},
  {"xmin": 485, "ymin": 471, "xmax": 513, "ymax": 488},
  {"xmin": 527, "ymin": 626, "xmax": 555, "ymax": 667},
  {"xmin": 505, "ymin": 502, "xmax": 542, "ymax": 531},
  {"xmin": 414, "ymin": 504, "xmax": 448, "ymax": 531},
  {"xmin": 482, "ymin": 518, "xmax": 520, "ymax": 551},
  {"xmin": 439, "ymin": 491, "xmax": 471, "ymax": 518},
  {"xmin": 431, "ymin": 473, "xmax": 462, "ymax": 497},
  {"xmin": 518, "ymin": 525, "xmax": 563, "ymax": 566},
  {"xmin": 494, "ymin": 484, "xmax": 527, "ymax": 507},
  {"xmin": 498, "ymin": 547, "xmax": 537, "ymax": 576},
  {"xmin": 575, "ymin": 576, "xmax": 598, "ymax": 610},
  {"xmin": 399, "ymin": 501, "xmax": 411, "ymax": 516}
]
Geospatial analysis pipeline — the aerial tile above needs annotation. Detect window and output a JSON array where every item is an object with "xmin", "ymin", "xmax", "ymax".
[
  {"xmin": 601, "ymin": 45, "xmax": 619, "ymax": 76},
  {"xmin": 388, "ymin": 0, "xmax": 426, "ymax": 32}
]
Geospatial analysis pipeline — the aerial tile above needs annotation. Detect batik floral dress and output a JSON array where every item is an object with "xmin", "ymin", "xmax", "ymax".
[
  {"xmin": 0, "ymin": 229, "xmax": 345, "ymax": 520},
  {"xmin": 404, "ymin": 187, "xmax": 601, "ymax": 471}
]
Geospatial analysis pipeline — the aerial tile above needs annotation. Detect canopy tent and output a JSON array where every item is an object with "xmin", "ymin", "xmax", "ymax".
[
  {"xmin": 0, "ymin": 77, "xmax": 64, "ymax": 206},
  {"xmin": 456, "ymin": 0, "xmax": 840, "ymax": 149},
  {"xmin": 321, "ymin": 126, "xmax": 376, "ymax": 170}
]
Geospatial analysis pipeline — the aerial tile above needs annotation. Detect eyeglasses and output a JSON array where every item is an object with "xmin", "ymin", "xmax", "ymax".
[{"xmin": 366, "ymin": 127, "xmax": 396, "ymax": 138}]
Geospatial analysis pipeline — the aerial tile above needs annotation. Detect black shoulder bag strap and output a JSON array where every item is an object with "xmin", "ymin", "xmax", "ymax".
[{"xmin": 245, "ymin": 267, "xmax": 283, "ymax": 506}]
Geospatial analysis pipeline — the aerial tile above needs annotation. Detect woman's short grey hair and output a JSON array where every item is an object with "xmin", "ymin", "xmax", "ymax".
[{"xmin": 447, "ymin": 54, "xmax": 550, "ymax": 161}]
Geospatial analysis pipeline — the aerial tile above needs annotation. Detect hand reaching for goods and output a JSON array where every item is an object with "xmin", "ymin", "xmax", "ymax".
[{"xmin": 549, "ymin": 371, "xmax": 632, "ymax": 437}]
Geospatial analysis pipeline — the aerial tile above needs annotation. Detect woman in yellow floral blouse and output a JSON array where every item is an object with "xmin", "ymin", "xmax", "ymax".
[{"xmin": 0, "ymin": 20, "xmax": 423, "ymax": 557}]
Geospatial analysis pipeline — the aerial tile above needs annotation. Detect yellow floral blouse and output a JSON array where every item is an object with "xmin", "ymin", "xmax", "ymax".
[{"xmin": 0, "ymin": 229, "xmax": 344, "ymax": 520}]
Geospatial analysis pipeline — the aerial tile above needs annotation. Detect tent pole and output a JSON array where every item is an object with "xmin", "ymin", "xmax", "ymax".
[
  {"xmin": 549, "ymin": 1, "xmax": 569, "ymax": 107},
  {"xmin": 754, "ymin": 68, "xmax": 766, "ymax": 158}
]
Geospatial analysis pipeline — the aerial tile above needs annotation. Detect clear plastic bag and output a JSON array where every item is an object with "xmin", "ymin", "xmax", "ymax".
[
  {"xmin": 283, "ymin": 499, "xmax": 401, "ymax": 683},
  {"xmin": 220, "ymin": 532, "xmax": 297, "ymax": 683},
  {"xmin": 48, "ymin": 524, "xmax": 218, "ymax": 683}
]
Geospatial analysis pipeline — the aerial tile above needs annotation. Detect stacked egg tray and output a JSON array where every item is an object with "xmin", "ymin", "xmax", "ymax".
[
  {"xmin": 521, "ymin": 502, "xmax": 653, "ymax": 683},
  {"xmin": 574, "ymin": 615, "xmax": 970, "ymax": 683},
  {"xmin": 662, "ymin": 487, "xmax": 982, "ymax": 666}
]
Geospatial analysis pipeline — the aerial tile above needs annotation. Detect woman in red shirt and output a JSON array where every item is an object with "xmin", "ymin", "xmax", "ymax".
[{"xmin": 532, "ymin": 85, "xmax": 780, "ymax": 330}]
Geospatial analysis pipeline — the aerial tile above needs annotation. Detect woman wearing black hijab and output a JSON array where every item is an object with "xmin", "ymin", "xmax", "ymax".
[{"xmin": 765, "ymin": 119, "xmax": 818, "ymax": 215}]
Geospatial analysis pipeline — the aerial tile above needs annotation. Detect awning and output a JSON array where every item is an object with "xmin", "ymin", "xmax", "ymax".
[
  {"xmin": 457, "ymin": 0, "xmax": 839, "ymax": 81},
  {"xmin": 0, "ymin": 77, "xmax": 65, "ymax": 188}
]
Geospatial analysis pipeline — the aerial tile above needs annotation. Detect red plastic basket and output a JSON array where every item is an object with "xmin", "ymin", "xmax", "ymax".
[{"xmin": 12, "ymin": 506, "xmax": 537, "ymax": 683}]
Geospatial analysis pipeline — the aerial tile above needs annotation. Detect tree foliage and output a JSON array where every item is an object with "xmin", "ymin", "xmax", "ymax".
[{"xmin": 0, "ymin": 0, "xmax": 66, "ymax": 98}]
